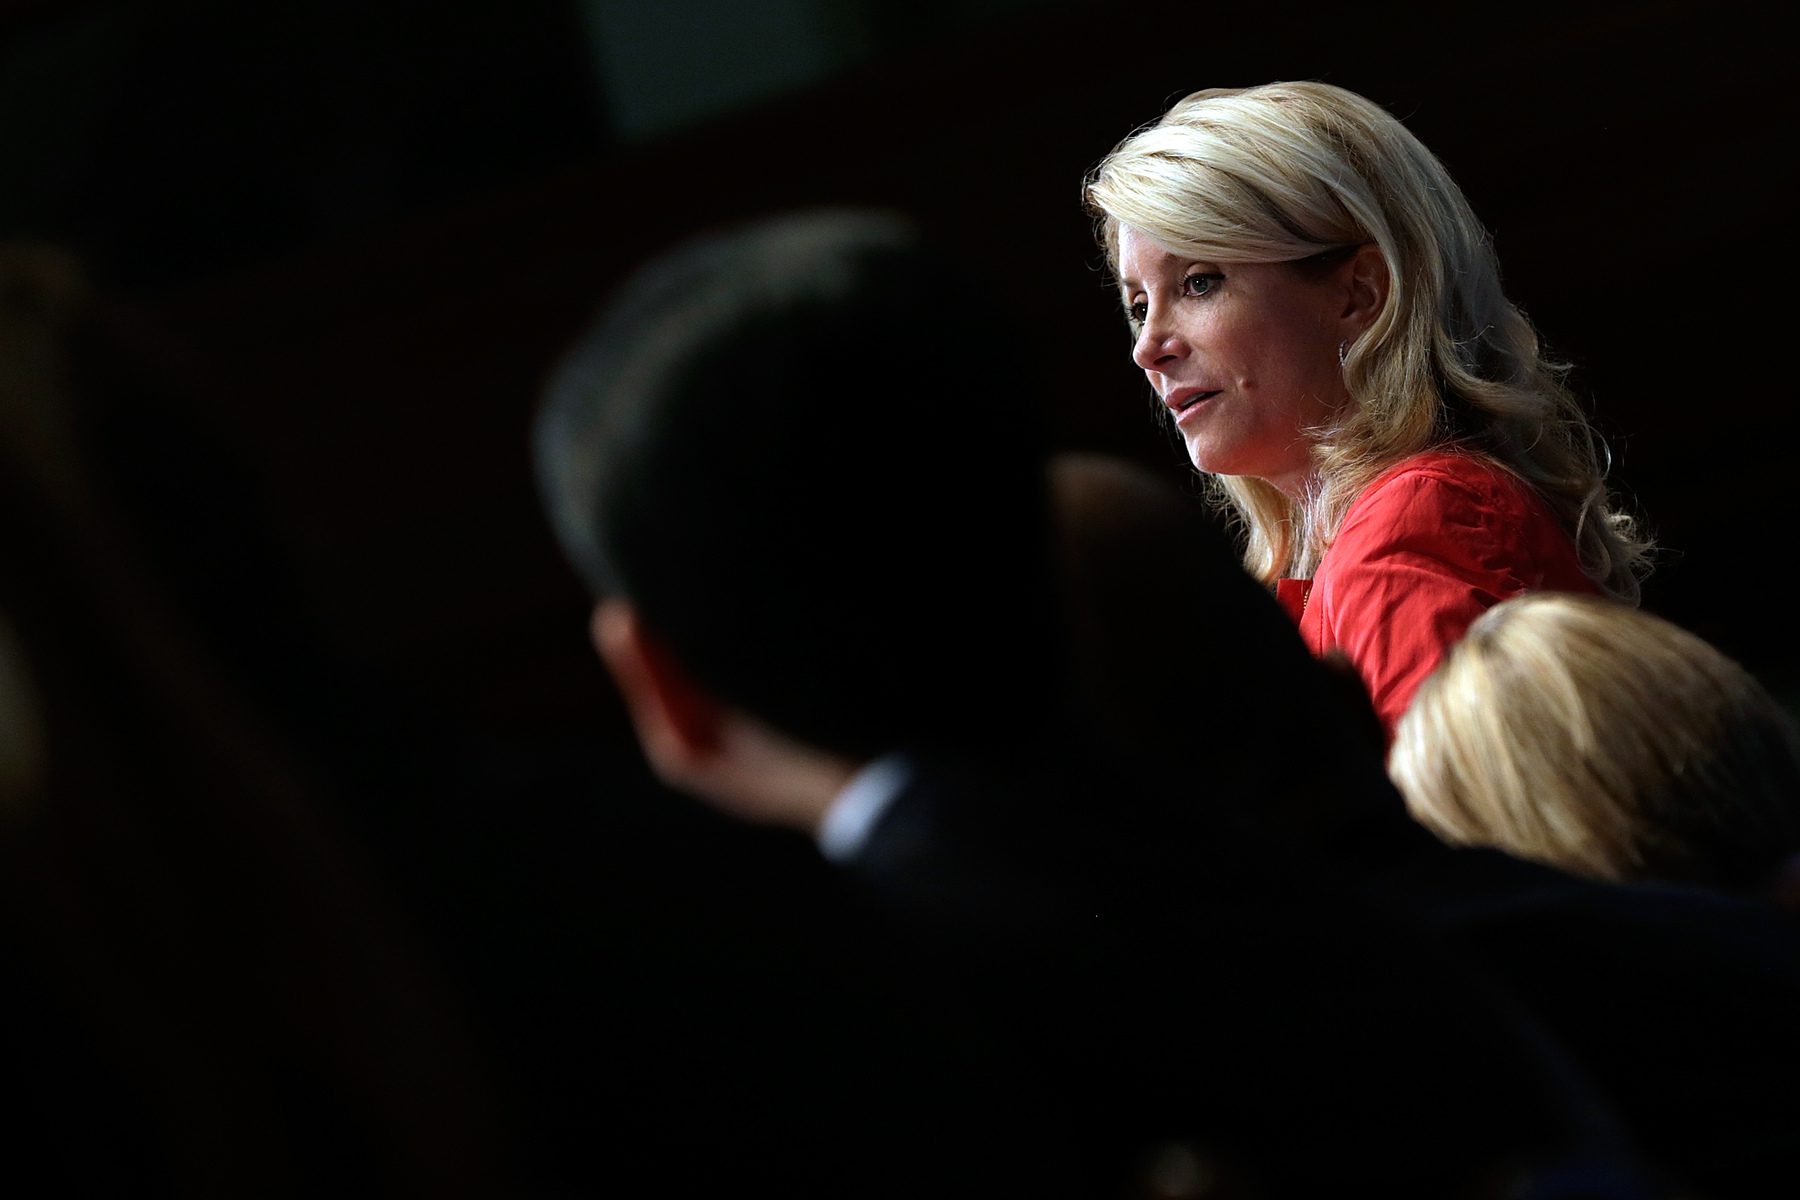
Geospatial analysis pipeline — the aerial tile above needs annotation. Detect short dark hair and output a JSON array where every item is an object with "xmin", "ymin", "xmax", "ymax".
[{"xmin": 533, "ymin": 208, "xmax": 1055, "ymax": 758}]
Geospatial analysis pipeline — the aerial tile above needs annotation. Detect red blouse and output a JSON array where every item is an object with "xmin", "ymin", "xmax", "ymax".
[{"xmin": 1277, "ymin": 451, "xmax": 1601, "ymax": 738}]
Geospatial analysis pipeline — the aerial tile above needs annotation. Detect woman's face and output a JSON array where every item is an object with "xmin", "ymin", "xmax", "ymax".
[{"xmin": 1116, "ymin": 225, "xmax": 1351, "ymax": 495}]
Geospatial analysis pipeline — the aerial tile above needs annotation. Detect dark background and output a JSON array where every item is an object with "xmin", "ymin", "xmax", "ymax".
[
  {"xmin": 3, "ymin": 0, "xmax": 1795, "ymax": 1191},
  {"xmin": 8, "ymin": 0, "xmax": 1793, "ymax": 735}
]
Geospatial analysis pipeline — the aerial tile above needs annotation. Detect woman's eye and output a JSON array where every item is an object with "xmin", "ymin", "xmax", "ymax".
[
  {"xmin": 1182, "ymin": 272, "xmax": 1222, "ymax": 297},
  {"xmin": 1127, "ymin": 300, "xmax": 1147, "ymax": 325}
]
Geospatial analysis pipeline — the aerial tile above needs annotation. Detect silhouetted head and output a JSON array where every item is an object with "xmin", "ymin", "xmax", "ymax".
[
  {"xmin": 533, "ymin": 207, "xmax": 1056, "ymax": 761},
  {"xmin": 1046, "ymin": 451, "xmax": 1401, "ymax": 842}
]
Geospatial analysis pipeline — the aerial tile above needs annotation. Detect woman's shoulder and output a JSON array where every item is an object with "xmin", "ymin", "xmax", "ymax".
[
  {"xmin": 1350, "ymin": 450, "xmax": 1536, "ymax": 520},
  {"xmin": 1328, "ymin": 448, "xmax": 1592, "ymax": 596},
  {"xmin": 1333, "ymin": 450, "xmax": 1564, "ymax": 563},
  {"xmin": 1364, "ymin": 448, "xmax": 1516, "ymax": 491}
]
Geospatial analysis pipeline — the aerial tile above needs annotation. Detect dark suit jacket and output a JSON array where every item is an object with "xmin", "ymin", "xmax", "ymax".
[
  {"xmin": 834, "ymin": 745, "xmax": 1653, "ymax": 1200},
  {"xmin": 1329, "ymin": 802, "xmax": 1800, "ymax": 1199}
]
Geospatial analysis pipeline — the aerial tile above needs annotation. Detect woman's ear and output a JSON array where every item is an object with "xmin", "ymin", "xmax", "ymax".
[
  {"xmin": 1340, "ymin": 242, "xmax": 1389, "ymax": 333},
  {"xmin": 591, "ymin": 599, "xmax": 727, "ymax": 785}
]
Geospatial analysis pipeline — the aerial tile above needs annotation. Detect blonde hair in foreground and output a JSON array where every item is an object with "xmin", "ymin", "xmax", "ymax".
[
  {"xmin": 1388, "ymin": 593, "xmax": 1800, "ymax": 895},
  {"xmin": 1082, "ymin": 80, "xmax": 1652, "ymax": 596}
]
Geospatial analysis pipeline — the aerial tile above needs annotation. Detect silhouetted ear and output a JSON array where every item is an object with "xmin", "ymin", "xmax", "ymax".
[
  {"xmin": 1340, "ymin": 242, "xmax": 1389, "ymax": 334},
  {"xmin": 590, "ymin": 599, "xmax": 857, "ymax": 832},
  {"xmin": 591, "ymin": 599, "xmax": 727, "ymax": 784}
]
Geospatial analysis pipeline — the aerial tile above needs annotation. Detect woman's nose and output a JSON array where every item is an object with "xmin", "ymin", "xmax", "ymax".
[{"xmin": 1131, "ymin": 310, "xmax": 1186, "ymax": 372}]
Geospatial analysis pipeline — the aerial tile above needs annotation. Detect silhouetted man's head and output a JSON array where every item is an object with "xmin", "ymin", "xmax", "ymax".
[{"xmin": 534, "ymin": 208, "xmax": 1055, "ymax": 787}]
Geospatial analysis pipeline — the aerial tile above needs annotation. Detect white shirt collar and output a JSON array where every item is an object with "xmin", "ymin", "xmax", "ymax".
[{"xmin": 816, "ymin": 751, "xmax": 914, "ymax": 864}]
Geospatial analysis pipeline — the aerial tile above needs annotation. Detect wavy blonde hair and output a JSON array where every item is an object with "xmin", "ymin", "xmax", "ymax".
[
  {"xmin": 1389, "ymin": 593, "xmax": 1800, "ymax": 894},
  {"xmin": 1082, "ymin": 81, "xmax": 1651, "ymax": 598}
]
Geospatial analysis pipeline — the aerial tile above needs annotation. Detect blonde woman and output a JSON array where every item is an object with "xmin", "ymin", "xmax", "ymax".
[
  {"xmin": 1390, "ymin": 592, "xmax": 1800, "ymax": 906},
  {"xmin": 1083, "ymin": 81, "xmax": 1653, "ymax": 737}
]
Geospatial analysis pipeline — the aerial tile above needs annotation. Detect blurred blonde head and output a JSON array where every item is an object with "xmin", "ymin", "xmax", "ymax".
[
  {"xmin": 1083, "ymin": 80, "xmax": 1650, "ymax": 598},
  {"xmin": 1389, "ymin": 592, "xmax": 1800, "ymax": 899}
]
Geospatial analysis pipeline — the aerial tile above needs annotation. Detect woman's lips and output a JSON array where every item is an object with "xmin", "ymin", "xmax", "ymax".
[{"xmin": 1168, "ymin": 388, "xmax": 1221, "ymax": 418}]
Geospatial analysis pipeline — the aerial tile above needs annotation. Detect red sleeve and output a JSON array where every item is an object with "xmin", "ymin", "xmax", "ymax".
[{"xmin": 1307, "ymin": 464, "xmax": 1558, "ymax": 736}]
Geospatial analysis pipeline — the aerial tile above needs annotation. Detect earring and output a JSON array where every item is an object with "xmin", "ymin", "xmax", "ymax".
[{"xmin": 1337, "ymin": 340, "xmax": 1349, "ymax": 368}]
